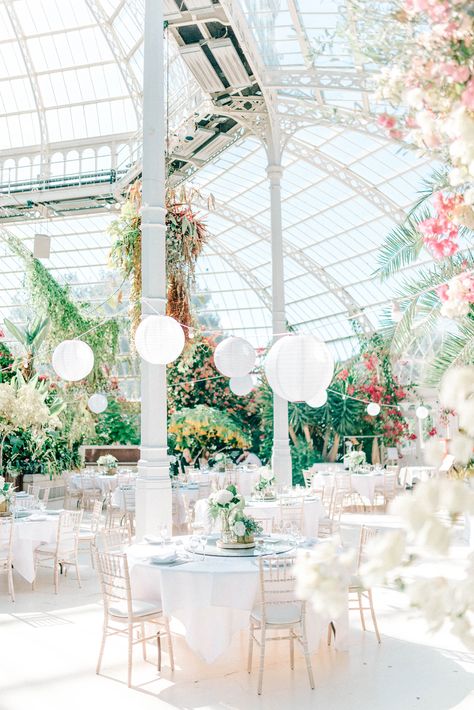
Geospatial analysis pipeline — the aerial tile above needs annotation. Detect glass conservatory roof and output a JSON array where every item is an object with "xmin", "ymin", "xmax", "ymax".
[{"xmin": 0, "ymin": 0, "xmax": 438, "ymax": 368}]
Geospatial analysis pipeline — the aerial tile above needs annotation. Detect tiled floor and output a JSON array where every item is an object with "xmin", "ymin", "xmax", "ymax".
[{"xmin": 1, "ymin": 514, "xmax": 473, "ymax": 710}]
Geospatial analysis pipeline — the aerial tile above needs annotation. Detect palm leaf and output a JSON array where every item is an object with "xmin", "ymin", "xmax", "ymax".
[
  {"xmin": 376, "ymin": 211, "xmax": 428, "ymax": 281},
  {"xmin": 407, "ymin": 166, "xmax": 449, "ymax": 216},
  {"xmin": 4, "ymin": 318, "xmax": 27, "ymax": 348},
  {"xmin": 426, "ymin": 318, "xmax": 474, "ymax": 386}
]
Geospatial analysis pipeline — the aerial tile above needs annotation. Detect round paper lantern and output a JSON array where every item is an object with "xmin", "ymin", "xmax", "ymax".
[
  {"xmin": 52, "ymin": 339, "xmax": 94, "ymax": 381},
  {"xmin": 88, "ymin": 393, "xmax": 108, "ymax": 414},
  {"xmin": 134, "ymin": 315, "xmax": 185, "ymax": 365},
  {"xmin": 367, "ymin": 402, "xmax": 381, "ymax": 417},
  {"xmin": 214, "ymin": 336, "xmax": 255, "ymax": 378},
  {"xmin": 264, "ymin": 335, "xmax": 334, "ymax": 403},
  {"xmin": 306, "ymin": 389, "xmax": 328, "ymax": 408},
  {"xmin": 416, "ymin": 405, "xmax": 429, "ymax": 420},
  {"xmin": 229, "ymin": 374, "xmax": 254, "ymax": 396}
]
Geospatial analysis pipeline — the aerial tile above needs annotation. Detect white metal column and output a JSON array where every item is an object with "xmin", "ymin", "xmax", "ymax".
[
  {"xmin": 267, "ymin": 151, "xmax": 292, "ymax": 485},
  {"xmin": 135, "ymin": 0, "xmax": 172, "ymax": 540}
]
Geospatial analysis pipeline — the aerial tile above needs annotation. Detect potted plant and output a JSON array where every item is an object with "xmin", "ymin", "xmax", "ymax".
[{"xmin": 232, "ymin": 514, "xmax": 263, "ymax": 544}]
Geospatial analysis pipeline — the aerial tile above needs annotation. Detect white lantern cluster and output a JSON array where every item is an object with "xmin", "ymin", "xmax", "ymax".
[
  {"xmin": 52, "ymin": 339, "xmax": 94, "ymax": 381},
  {"xmin": 88, "ymin": 393, "xmax": 108, "ymax": 414},
  {"xmin": 214, "ymin": 336, "xmax": 255, "ymax": 378},
  {"xmin": 229, "ymin": 374, "xmax": 254, "ymax": 396},
  {"xmin": 416, "ymin": 405, "xmax": 429, "ymax": 420},
  {"xmin": 265, "ymin": 334, "xmax": 334, "ymax": 403},
  {"xmin": 134, "ymin": 315, "xmax": 185, "ymax": 365}
]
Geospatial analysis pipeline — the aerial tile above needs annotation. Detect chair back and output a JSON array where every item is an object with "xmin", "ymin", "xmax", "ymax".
[
  {"xmin": 303, "ymin": 471, "xmax": 314, "ymax": 489},
  {"xmin": 14, "ymin": 495, "xmax": 37, "ymax": 510},
  {"xmin": 56, "ymin": 510, "xmax": 83, "ymax": 557},
  {"xmin": 27, "ymin": 485, "xmax": 50, "ymax": 505},
  {"xmin": 278, "ymin": 498, "xmax": 304, "ymax": 533},
  {"xmin": 90, "ymin": 499, "xmax": 103, "ymax": 534},
  {"xmin": 95, "ymin": 527, "xmax": 128, "ymax": 552},
  {"xmin": 386, "ymin": 465, "xmax": 399, "ymax": 475},
  {"xmin": 356, "ymin": 525, "xmax": 379, "ymax": 568},
  {"xmin": 94, "ymin": 549, "xmax": 132, "ymax": 617},
  {"xmin": 257, "ymin": 555, "xmax": 303, "ymax": 623},
  {"xmin": 120, "ymin": 486, "xmax": 136, "ymax": 512},
  {"xmin": 0, "ymin": 515, "xmax": 14, "ymax": 564},
  {"xmin": 329, "ymin": 489, "xmax": 347, "ymax": 522},
  {"xmin": 383, "ymin": 472, "xmax": 397, "ymax": 498}
]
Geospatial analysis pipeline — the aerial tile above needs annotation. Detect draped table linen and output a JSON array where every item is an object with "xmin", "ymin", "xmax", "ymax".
[{"xmin": 12, "ymin": 516, "xmax": 58, "ymax": 582}]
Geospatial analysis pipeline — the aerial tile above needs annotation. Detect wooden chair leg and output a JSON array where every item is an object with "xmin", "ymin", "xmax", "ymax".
[
  {"xmin": 75, "ymin": 558, "xmax": 82, "ymax": 589},
  {"xmin": 141, "ymin": 621, "xmax": 147, "ymax": 660},
  {"xmin": 290, "ymin": 630, "xmax": 295, "ymax": 670},
  {"xmin": 8, "ymin": 567, "xmax": 15, "ymax": 602},
  {"xmin": 127, "ymin": 623, "xmax": 133, "ymax": 687},
  {"xmin": 165, "ymin": 618, "xmax": 174, "ymax": 671},
  {"xmin": 358, "ymin": 592, "xmax": 366, "ymax": 630},
  {"xmin": 301, "ymin": 626, "xmax": 315, "ymax": 690},
  {"xmin": 257, "ymin": 626, "xmax": 266, "ymax": 695},
  {"xmin": 156, "ymin": 632, "xmax": 162, "ymax": 672},
  {"xmin": 368, "ymin": 589, "xmax": 381, "ymax": 644},
  {"xmin": 54, "ymin": 559, "xmax": 59, "ymax": 594},
  {"xmin": 247, "ymin": 622, "xmax": 254, "ymax": 673},
  {"xmin": 96, "ymin": 621, "xmax": 107, "ymax": 674}
]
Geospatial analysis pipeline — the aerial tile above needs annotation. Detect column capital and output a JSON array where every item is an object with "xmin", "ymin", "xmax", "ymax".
[{"xmin": 266, "ymin": 163, "xmax": 283, "ymax": 181}]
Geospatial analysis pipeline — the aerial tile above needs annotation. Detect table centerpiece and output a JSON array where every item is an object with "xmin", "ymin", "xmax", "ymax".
[
  {"xmin": 344, "ymin": 450, "xmax": 366, "ymax": 472},
  {"xmin": 97, "ymin": 454, "xmax": 118, "ymax": 475},
  {"xmin": 0, "ymin": 476, "xmax": 15, "ymax": 516},
  {"xmin": 253, "ymin": 469, "xmax": 276, "ymax": 500},
  {"xmin": 208, "ymin": 484, "xmax": 260, "ymax": 549}
]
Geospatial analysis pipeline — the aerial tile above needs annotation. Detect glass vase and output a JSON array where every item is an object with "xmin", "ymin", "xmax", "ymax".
[{"xmin": 220, "ymin": 510, "xmax": 234, "ymax": 544}]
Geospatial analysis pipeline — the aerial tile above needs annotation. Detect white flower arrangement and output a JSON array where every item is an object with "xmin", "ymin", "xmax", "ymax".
[
  {"xmin": 207, "ymin": 484, "xmax": 244, "ymax": 520},
  {"xmin": 254, "ymin": 468, "xmax": 275, "ymax": 493},
  {"xmin": 344, "ymin": 450, "xmax": 366, "ymax": 470},
  {"xmin": 97, "ymin": 454, "xmax": 118, "ymax": 469}
]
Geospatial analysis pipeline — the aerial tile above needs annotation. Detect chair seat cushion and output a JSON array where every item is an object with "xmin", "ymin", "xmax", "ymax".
[
  {"xmin": 109, "ymin": 600, "xmax": 162, "ymax": 618},
  {"xmin": 36, "ymin": 543, "xmax": 74, "ymax": 555},
  {"xmin": 78, "ymin": 530, "xmax": 94, "ymax": 540},
  {"xmin": 251, "ymin": 603, "xmax": 302, "ymax": 626}
]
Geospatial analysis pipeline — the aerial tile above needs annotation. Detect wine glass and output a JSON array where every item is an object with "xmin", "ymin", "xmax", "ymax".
[
  {"xmin": 198, "ymin": 534, "xmax": 208, "ymax": 561},
  {"xmin": 189, "ymin": 535, "xmax": 199, "ymax": 560},
  {"xmin": 160, "ymin": 524, "xmax": 169, "ymax": 546}
]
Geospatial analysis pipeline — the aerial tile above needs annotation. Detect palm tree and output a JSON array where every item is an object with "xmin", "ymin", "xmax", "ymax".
[{"xmin": 4, "ymin": 317, "xmax": 49, "ymax": 380}]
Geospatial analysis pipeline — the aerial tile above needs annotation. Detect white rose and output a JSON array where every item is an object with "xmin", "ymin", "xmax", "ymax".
[
  {"xmin": 416, "ymin": 518, "xmax": 451, "ymax": 556},
  {"xmin": 449, "ymin": 433, "xmax": 474, "ymax": 465},
  {"xmin": 424, "ymin": 438, "xmax": 446, "ymax": 467},
  {"xmin": 233, "ymin": 521, "xmax": 246, "ymax": 536},
  {"xmin": 464, "ymin": 187, "xmax": 474, "ymax": 205},
  {"xmin": 389, "ymin": 494, "xmax": 430, "ymax": 531},
  {"xmin": 439, "ymin": 366, "xmax": 474, "ymax": 410},
  {"xmin": 449, "ymin": 168, "xmax": 467, "ymax": 187},
  {"xmin": 215, "ymin": 489, "xmax": 233, "ymax": 505},
  {"xmin": 438, "ymin": 480, "xmax": 470, "ymax": 517},
  {"xmin": 360, "ymin": 530, "xmax": 406, "ymax": 587},
  {"xmin": 403, "ymin": 87, "xmax": 424, "ymax": 110}
]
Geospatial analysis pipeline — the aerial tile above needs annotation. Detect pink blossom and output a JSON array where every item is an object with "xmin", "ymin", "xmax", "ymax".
[
  {"xmin": 377, "ymin": 113, "xmax": 397, "ymax": 130},
  {"xmin": 439, "ymin": 63, "xmax": 470, "ymax": 84},
  {"xmin": 437, "ymin": 284, "xmax": 449, "ymax": 301}
]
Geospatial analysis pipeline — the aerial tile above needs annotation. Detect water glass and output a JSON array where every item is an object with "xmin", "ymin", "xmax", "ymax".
[
  {"xmin": 198, "ymin": 534, "xmax": 208, "ymax": 561},
  {"xmin": 160, "ymin": 524, "xmax": 169, "ymax": 546},
  {"xmin": 189, "ymin": 536, "xmax": 199, "ymax": 560}
]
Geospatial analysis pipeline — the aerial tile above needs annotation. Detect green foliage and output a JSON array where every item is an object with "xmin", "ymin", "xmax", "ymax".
[
  {"xmin": 426, "ymin": 317, "xmax": 474, "ymax": 385},
  {"xmin": 0, "ymin": 341, "xmax": 14, "ymax": 383},
  {"xmin": 290, "ymin": 442, "xmax": 323, "ymax": 486},
  {"xmin": 169, "ymin": 404, "xmax": 250, "ymax": 461},
  {"xmin": 94, "ymin": 397, "xmax": 140, "ymax": 445},
  {"xmin": 376, "ymin": 212, "xmax": 427, "ymax": 281},
  {"xmin": 4, "ymin": 316, "xmax": 49, "ymax": 379},
  {"xmin": 5, "ymin": 232, "xmax": 119, "ymax": 388}
]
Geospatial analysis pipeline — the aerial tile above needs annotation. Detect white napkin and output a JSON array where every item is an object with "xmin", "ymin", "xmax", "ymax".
[
  {"xmin": 143, "ymin": 534, "xmax": 164, "ymax": 544},
  {"xmin": 27, "ymin": 514, "xmax": 48, "ymax": 521},
  {"xmin": 149, "ymin": 551, "xmax": 177, "ymax": 565}
]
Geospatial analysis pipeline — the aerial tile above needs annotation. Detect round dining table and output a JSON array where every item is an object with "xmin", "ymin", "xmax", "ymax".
[
  {"xmin": 127, "ymin": 537, "xmax": 349, "ymax": 663},
  {"xmin": 312, "ymin": 471, "xmax": 385, "ymax": 504}
]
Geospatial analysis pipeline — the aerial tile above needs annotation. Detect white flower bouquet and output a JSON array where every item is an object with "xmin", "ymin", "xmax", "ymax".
[
  {"xmin": 254, "ymin": 468, "xmax": 275, "ymax": 497},
  {"xmin": 0, "ymin": 476, "xmax": 15, "ymax": 514},
  {"xmin": 97, "ymin": 454, "xmax": 118, "ymax": 474},
  {"xmin": 232, "ymin": 513, "xmax": 263, "ymax": 543},
  {"xmin": 208, "ymin": 484, "xmax": 246, "ymax": 545},
  {"xmin": 344, "ymin": 450, "xmax": 366, "ymax": 471}
]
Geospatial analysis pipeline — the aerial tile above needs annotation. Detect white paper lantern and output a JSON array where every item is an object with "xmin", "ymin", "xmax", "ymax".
[
  {"xmin": 264, "ymin": 335, "xmax": 334, "ymax": 403},
  {"xmin": 306, "ymin": 389, "xmax": 328, "ymax": 408},
  {"xmin": 52, "ymin": 339, "xmax": 94, "ymax": 381},
  {"xmin": 214, "ymin": 336, "xmax": 255, "ymax": 378},
  {"xmin": 416, "ymin": 405, "xmax": 429, "ymax": 420},
  {"xmin": 229, "ymin": 374, "xmax": 254, "ymax": 396},
  {"xmin": 88, "ymin": 393, "xmax": 108, "ymax": 414},
  {"xmin": 367, "ymin": 402, "xmax": 381, "ymax": 417},
  {"xmin": 134, "ymin": 315, "xmax": 185, "ymax": 364}
]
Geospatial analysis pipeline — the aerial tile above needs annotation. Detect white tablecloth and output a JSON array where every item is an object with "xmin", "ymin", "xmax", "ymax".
[
  {"xmin": 127, "ymin": 540, "xmax": 348, "ymax": 663},
  {"xmin": 404, "ymin": 467, "xmax": 435, "ymax": 486},
  {"xmin": 13, "ymin": 516, "xmax": 58, "ymax": 582},
  {"xmin": 193, "ymin": 497, "xmax": 325, "ymax": 537}
]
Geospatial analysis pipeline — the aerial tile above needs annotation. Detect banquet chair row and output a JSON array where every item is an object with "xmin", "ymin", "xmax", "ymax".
[{"xmin": 345, "ymin": 525, "xmax": 381, "ymax": 644}]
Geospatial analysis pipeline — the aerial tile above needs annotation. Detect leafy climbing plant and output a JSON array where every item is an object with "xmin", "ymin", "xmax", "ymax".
[{"xmin": 3, "ymin": 231, "xmax": 119, "ymax": 388}]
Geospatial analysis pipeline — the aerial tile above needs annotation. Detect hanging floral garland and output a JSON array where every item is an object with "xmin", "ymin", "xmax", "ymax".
[{"xmin": 109, "ymin": 182, "xmax": 209, "ymax": 340}]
